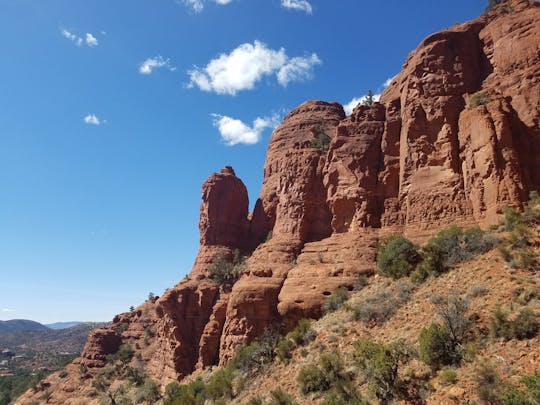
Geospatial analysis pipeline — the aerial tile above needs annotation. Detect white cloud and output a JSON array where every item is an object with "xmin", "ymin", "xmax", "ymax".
[
  {"xmin": 62, "ymin": 29, "xmax": 83, "ymax": 46},
  {"xmin": 139, "ymin": 56, "xmax": 176, "ymax": 75},
  {"xmin": 84, "ymin": 114, "xmax": 102, "ymax": 125},
  {"xmin": 343, "ymin": 94, "xmax": 381, "ymax": 115},
  {"xmin": 281, "ymin": 0, "xmax": 313, "ymax": 14},
  {"xmin": 85, "ymin": 33, "xmax": 98, "ymax": 47},
  {"xmin": 188, "ymin": 41, "xmax": 321, "ymax": 95},
  {"xmin": 212, "ymin": 113, "xmax": 280, "ymax": 145},
  {"xmin": 61, "ymin": 29, "xmax": 99, "ymax": 47},
  {"xmin": 277, "ymin": 54, "xmax": 321, "ymax": 87},
  {"xmin": 182, "ymin": 0, "xmax": 232, "ymax": 12},
  {"xmin": 1, "ymin": 308, "xmax": 15, "ymax": 313}
]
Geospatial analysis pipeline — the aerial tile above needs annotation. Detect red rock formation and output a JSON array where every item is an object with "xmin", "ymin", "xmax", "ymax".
[
  {"xmin": 19, "ymin": 2, "xmax": 540, "ymax": 402},
  {"xmin": 80, "ymin": 329, "xmax": 122, "ymax": 368}
]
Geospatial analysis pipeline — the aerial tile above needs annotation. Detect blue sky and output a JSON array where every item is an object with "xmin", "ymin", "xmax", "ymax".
[{"xmin": 0, "ymin": 0, "xmax": 486, "ymax": 323}]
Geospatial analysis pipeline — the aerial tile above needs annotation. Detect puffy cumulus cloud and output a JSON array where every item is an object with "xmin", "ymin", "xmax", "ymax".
[
  {"xmin": 83, "ymin": 114, "xmax": 102, "ymax": 125},
  {"xmin": 85, "ymin": 33, "xmax": 98, "ymax": 47},
  {"xmin": 277, "ymin": 54, "xmax": 321, "ymax": 87},
  {"xmin": 281, "ymin": 0, "xmax": 313, "ymax": 14},
  {"xmin": 188, "ymin": 41, "xmax": 321, "ymax": 95},
  {"xmin": 212, "ymin": 113, "xmax": 281, "ymax": 145},
  {"xmin": 182, "ymin": 0, "xmax": 233, "ymax": 12},
  {"xmin": 139, "ymin": 56, "xmax": 176, "ymax": 75}
]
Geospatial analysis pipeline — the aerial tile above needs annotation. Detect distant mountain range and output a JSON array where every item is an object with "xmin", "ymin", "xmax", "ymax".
[
  {"xmin": 45, "ymin": 321, "xmax": 84, "ymax": 330},
  {"xmin": 0, "ymin": 320, "xmax": 89, "ymax": 333},
  {"xmin": 0, "ymin": 319, "xmax": 50, "ymax": 333}
]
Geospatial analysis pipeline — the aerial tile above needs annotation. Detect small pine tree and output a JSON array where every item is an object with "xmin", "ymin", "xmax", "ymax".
[{"xmin": 362, "ymin": 90, "xmax": 375, "ymax": 106}]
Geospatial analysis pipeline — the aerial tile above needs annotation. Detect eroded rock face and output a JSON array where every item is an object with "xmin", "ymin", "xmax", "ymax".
[
  {"xmin": 80, "ymin": 329, "xmax": 122, "ymax": 369},
  {"xmin": 22, "ymin": 2, "xmax": 540, "ymax": 401}
]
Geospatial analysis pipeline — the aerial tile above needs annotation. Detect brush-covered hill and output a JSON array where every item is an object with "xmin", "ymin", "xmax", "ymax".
[{"xmin": 16, "ymin": 0, "xmax": 540, "ymax": 404}]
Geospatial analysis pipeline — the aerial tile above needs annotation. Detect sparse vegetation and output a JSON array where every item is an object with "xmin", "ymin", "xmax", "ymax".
[
  {"xmin": 475, "ymin": 359, "xmax": 503, "ymax": 404},
  {"xmin": 353, "ymin": 338, "xmax": 411, "ymax": 404},
  {"xmin": 268, "ymin": 389, "xmax": 298, "ymax": 405},
  {"xmin": 106, "ymin": 344, "xmax": 134, "ymax": 365},
  {"xmin": 377, "ymin": 235, "xmax": 421, "ymax": 279},
  {"xmin": 297, "ymin": 351, "xmax": 348, "ymax": 394},
  {"xmin": 310, "ymin": 124, "xmax": 331, "ymax": 151},
  {"xmin": 490, "ymin": 306, "xmax": 539, "ymax": 340},
  {"xmin": 502, "ymin": 372, "xmax": 540, "ymax": 405},
  {"xmin": 323, "ymin": 286, "xmax": 349, "ymax": 313},
  {"xmin": 209, "ymin": 249, "xmax": 247, "ymax": 287},
  {"xmin": 439, "ymin": 369, "xmax": 458, "ymax": 386},
  {"xmin": 276, "ymin": 319, "xmax": 315, "ymax": 362},
  {"xmin": 469, "ymin": 91, "xmax": 491, "ymax": 107},
  {"xmin": 419, "ymin": 294, "xmax": 471, "ymax": 369},
  {"xmin": 361, "ymin": 90, "xmax": 376, "ymax": 106}
]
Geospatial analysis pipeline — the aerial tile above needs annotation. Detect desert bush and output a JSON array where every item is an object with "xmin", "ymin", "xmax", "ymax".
[
  {"xmin": 59, "ymin": 370, "xmax": 68, "ymax": 379},
  {"xmin": 297, "ymin": 351, "xmax": 348, "ymax": 395},
  {"xmin": 324, "ymin": 287, "xmax": 349, "ymax": 313},
  {"xmin": 268, "ymin": 389, "xmax": 298, "ymax": 405},
  {"xmin": 513, "ymin": 287, "xmax": 538, "ymax": 305},
  {"xmin": 92, "ymin": 373, "xmax": 111, "ymax": 392},
  {"xmin": 124, "ymin": 366, "xmax": 145, "ymax": 386},
  {"xmin": 351, "ymin": 291, "xmax": 397, "ymax": 325},
  {"xmin": 205, "ymin": 368, "xmax": 234, "ymax": 400},
  {"xmin": 107, "ymin": 344, "xmax": 134, "ymax": 366},
  {"xmin": 135, "ymin": 379, "xmax": 160, "ymax": 403},
  {"xmin": 502, "ymin": 372, "xmax": 540, "ymax": 405},
  {"xmin": 469, "ymin": 284, "xmax": 488, "ymax": 297},
  {"xmin": 475, "ymin": 359, "xmax": 502, "ymax": 404},
  {"xmin": 377, "ymin": 235, "xmax": 420, "ymax": 279},
  {"xmin": 419, "ymin": 323, "xmax": 455, "ymax": 370},
  {"xmin": 276, "ymin": 319, "xmax": 315, "ymax": 362},
  {"xmin": 439, "ymin": 369, "xmax": 458, "ymax": 386},
  {"xmin": 229, "ymin": 329, "xmax": 278, "ymax": 373},
  {"xmin": 353, "ymin": 339, "xmax": 410, "ymax": 404},
  {"xmin": 164, "ymin": 378, "xmax": 206, "ymax": 405},
  {"xmin": 491, "ymin": 306, "xmax": 539, "ymax": 340},
  {"xmin": 209, "ymin": 250, "xmax": 246, "ymax": 286},
  {"xmin": 420, "ymin": 294, "xmax": 470, "ymax": 369},
  {"xmin": 246, "ymin": 395, "xmax": 264, "ymax": 405},
  {"xmin": 469, "ymin": 91, "xmax": 491, "ymax": 107}
]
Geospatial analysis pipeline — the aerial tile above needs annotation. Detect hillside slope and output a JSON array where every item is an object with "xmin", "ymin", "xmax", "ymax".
[{"xmin": 16, "ymin": 0, "xmax": 540, "ymax": 404}]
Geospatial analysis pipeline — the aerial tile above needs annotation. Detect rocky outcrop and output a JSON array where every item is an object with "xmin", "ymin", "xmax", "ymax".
[
  {"xmin": 19, "ymin": 1, "xmax": 540, "ymax": 402},
  {"xmin": 80, "ymin": 329, "xmax": 122, "ymax": 368}
]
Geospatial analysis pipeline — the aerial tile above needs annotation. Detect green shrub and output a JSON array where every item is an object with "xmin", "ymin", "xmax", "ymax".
[
  {"xmin": 276, "ymin": 319, "xmax": 315, "ymax": 362},
  {"xmin": 268, "ymin": 389, "xmax": 298, "ymax": 405},
  {"xmin": 135, "ymin": 379, "xmax": 160, "ymax": 403},
  {"xmin": 59, "ymin": 370, "xmax": 68, "ymax": 379},
  {"xmin": 376, "ymin": 235, "xmax": 420, "ymax": 279},
  {"xmin": 419, "ymin": 323, "xmax": 455, "ymax": 370},
  {"xmin": 229, "ymin": 330, "xmax": 278, "ymax": 373},
  {"xmin": 164, "ymin": 378, "xmax": 206, "ymax": 405},
  {"xmin": 209, "ymin": 251, "xmax": 246, "ymax": 286},
  {"xmin": 512, "ymin": 308, "xmax": 539, "ymax": 339},
  {"xmin": 439, "ymin": 369, "xmax": 458, "ymax": 386},
  {"xmin": 205, "ymin": 368, "xmax": 234, "ymax": 400},
  {"xmin": 106, "ymin": 344, "xmax": 134, "ymax": 365},
  {"xmin": 475, "ymin": 359, "xmax": 502, "ymax": 404},
  {"xmin": 324, "ymin": 287, "xmax": 349, "ymax": 313},
  {"xmin": 352, "ymin": 339, "xmax": 410, "ymax": 404},
  {"xmin": 246, "ymin": 395, "xmax": 264, "ymax": 405},
  {"xmin": 469, "ymin": 91, "xmax": 491, "ymax": 107},
  {"xmin": 125, "ymin": 366, "xmax": 146, "ymax": 386},
  {"xmin": 491, "ymin": 307, "xmax": 539, "ymax": 340},
  {"xmin": 297, "ymin": 351, "xmax": 347, "ymax": 394},
  {"xmin": 350, "ymin": 291, "xmax": 397, "ymax": 325}
]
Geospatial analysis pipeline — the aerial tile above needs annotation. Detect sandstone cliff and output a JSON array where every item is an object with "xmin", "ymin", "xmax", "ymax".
[{"xmin": 17, "ymin": 1, "xmax": 540, "ymax": 403}]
